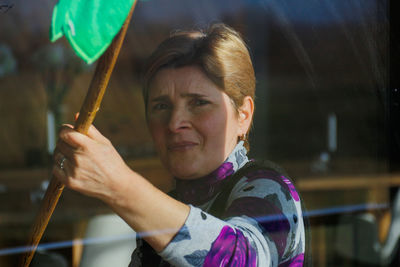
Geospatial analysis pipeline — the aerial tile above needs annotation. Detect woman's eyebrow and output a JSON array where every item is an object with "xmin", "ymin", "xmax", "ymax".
[
  {"xmin": 150, "ymin": 93, "xmax": 208, "ymax": 102},
  {"xmin": 149, "ymin": 95, "xmax": 169, "ymax": 102},
  {"xmin": 180, "ymin": 93, "xmax": 208, "ymax": 98}
]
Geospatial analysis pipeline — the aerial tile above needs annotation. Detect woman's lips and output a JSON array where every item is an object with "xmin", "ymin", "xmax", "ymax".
[{"xmin": 168, "ymin": 142, "xmax": 198, "ymax": 151}]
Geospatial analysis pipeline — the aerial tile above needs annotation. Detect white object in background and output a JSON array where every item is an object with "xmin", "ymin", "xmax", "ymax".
[
  {"xmin": 79, "ymin": 214, "xmax": 136, "ymax": 267},
  {"xmin": 336, "ymin": 189, "xmax": 400, "ymax": 265},
  {"xmin": 47, "ymin": 111, "xmax": 56, "ymax": 154},
  {"xmin": 327, "ymin": 112, "xmax": 337, "ymax": 152}
]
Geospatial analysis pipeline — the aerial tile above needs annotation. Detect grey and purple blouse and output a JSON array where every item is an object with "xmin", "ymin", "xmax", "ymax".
[{"xmin": 142, "ymin": 142, "xmax": 305, "ymax": 267}]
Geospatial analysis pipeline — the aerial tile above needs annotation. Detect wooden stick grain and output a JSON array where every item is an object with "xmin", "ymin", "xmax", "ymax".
[{"xmin": 19, "ymin": 2, "xmax": 137, "ymax": 266}]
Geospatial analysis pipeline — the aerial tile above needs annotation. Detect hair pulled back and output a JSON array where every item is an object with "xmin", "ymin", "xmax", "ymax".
[{"xmin": 142, "ymin": 23, "xmax": 255, "ymax": 149}]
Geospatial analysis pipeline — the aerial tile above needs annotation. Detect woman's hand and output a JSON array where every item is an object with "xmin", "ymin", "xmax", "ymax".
[
  {"xmin": 52, "ymin": 124, "xmax": 190, "ymax": 252},
  {"xmin": 52, "ymin": 124, "xmax": 132, "ymax": 204}
]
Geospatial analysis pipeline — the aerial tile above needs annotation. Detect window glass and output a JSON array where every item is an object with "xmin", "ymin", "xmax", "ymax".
[{"xmin": 0, "ymin": 1, "xmax": 397, "ymax": 266}]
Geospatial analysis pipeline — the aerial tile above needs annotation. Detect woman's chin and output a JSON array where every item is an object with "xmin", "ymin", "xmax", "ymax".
[
  {"xmin": 168, "ymin": 164, "xmax": 202, "ymax": 180},
  {"xmin": 165, "ymin": 156, "xmax": 201, "ymax": 179},
  {"xmin": 166, "ymin": 157, "xmax": 220, "ymax": 180},
  {"xmin": 171, "ymin": 169, "xmax": 198, "ymax": 180}
]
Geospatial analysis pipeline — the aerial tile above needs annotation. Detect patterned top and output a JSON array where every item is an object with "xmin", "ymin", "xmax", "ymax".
[{"xmin": 131, "ymin": 142, "xmax": 305, "ymax": 267}]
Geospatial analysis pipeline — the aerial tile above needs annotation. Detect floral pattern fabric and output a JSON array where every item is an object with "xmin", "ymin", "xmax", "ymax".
[
  {"xmin": 134, "ymin": 141, "xmax": 305, "ymax": 267},
  {"xmin": 203, "ymin": 225, "xmax": 257, "ymax": 267}
]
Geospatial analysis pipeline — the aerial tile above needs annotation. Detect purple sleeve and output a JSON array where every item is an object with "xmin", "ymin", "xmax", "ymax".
[{"xmin": 204, "ymin": 225, "xmax": 257, "ymax": 267}]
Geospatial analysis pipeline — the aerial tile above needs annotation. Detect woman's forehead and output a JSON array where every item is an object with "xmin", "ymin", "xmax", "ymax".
[{"xmin": 148, "ymin": 66, "xmax": 223, "ymax": 99}]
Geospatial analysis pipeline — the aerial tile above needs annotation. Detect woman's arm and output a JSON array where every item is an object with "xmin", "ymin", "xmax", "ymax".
[{"xmin": 52, "ymin": 124, "xmax": 190, "ymax": 252}]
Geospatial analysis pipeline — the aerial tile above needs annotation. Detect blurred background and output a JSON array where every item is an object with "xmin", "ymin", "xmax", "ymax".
[{"xmin": 0, "ymin": 0, "xmax": 399, "ymax": 266}]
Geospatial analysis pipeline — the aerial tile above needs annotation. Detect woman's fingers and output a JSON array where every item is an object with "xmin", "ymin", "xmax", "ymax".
[
  {"xmin": 58, "ymin": 124, "xmax": 110, "ymax": 150},
  {"xmin": 54, "ymin": 124, "xmax": 110, "ymax": 171},
  {"xmin": 51, "ymin": 121, "xmax": 125, "ymax": 200},
  {"xmin": 53, "ymin": 152, "xmax": 65, "ymax": 167},
  {"xmin": 59, "ymin": 125, "xmax": 93, "ymax": 149},
  {"xmin": 55, "ymin": 139, "xmax": 76, "ymax": 162},
  {"xmin": 53, "ymin": 150, "xmax": 83, "ymax": 189},
  {"xmin": 58, "ymin": 125, "xmax": 81, "ymax": 148},
  {"xmin": 86, "ymin": 124, "xmax": 110, "ymax": 144},
  {"xmin": 52, "ymin": 153, "xmax": 70, "ymax": 184},
  {"xmin": 52, "ymin": 162, "xmax": 65, "ymax": 182}
]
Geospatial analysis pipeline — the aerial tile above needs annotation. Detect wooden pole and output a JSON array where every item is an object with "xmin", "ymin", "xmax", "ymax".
[{"xmin": 19, "ymin": 2, "xmax": 137, "ymax": 266}]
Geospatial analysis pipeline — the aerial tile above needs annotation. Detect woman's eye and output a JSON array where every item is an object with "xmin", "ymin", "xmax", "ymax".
[
  {"xmin": 192, "ymin": 98, "xmax": 209, "ymax": 106},
  {"xmin": 152, "ymin": 103, "xmax": 169, "ymax": 110}
]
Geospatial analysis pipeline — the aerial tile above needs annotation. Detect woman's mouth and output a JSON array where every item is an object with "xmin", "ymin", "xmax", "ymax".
[{"xmin": 168, "ymin": 142, "xmax": 198, "ymax": 151}]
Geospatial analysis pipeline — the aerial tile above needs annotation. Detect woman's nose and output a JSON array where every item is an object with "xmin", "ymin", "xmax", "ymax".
[{"xmin": 168, "ymin": 107, "xmax": 190, "ymax": 133}]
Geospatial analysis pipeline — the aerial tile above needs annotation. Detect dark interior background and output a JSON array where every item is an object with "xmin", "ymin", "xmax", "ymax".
[{"xmin": 0, "ymin": 0, "xmax": 398, "ymax": 266}]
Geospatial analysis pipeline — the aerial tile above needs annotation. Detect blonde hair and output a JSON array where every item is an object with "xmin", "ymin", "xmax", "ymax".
[{"xmin": 142, "ymin": 23, "xmax": 255, "ymax": 149}]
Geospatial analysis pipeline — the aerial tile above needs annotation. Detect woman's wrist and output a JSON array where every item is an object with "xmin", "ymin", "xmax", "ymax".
[
  {"xmin": 104, "ymin": 168, "xmax": 190, "ymax": 251},
  {"xmin": 102, "ymin": 163, "xmax": 146, "ymax": 208}
]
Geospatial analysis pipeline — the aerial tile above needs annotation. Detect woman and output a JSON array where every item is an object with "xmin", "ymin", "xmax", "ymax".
[{"xmin": 53, "ymin": 24, "xmax": 306, "ymax": 266}]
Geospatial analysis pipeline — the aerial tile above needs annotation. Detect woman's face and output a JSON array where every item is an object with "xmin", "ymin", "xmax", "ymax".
[{"xmin": 146, "ymin": 65, "xmax": 246, "ymax": 179}]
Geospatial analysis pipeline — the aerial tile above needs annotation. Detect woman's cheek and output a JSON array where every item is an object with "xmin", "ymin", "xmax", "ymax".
[
  {"xmin": 198, "ymin": 110, "xmax": 227, "ymax": 136},
  {"xmin": 147, "ymin": 119, "xmax": 163, "ymax": 148}
]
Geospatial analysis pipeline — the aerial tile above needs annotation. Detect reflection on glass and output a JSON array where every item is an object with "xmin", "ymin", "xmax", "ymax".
[{"xmin": 0, "ymin": 1, "xmax": 398, "ymax": 266}]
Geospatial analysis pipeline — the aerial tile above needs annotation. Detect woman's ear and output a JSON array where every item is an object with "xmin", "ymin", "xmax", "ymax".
[{"xmin": 238, "ymin": 96, "xmax": 254, "ymax": 135}]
